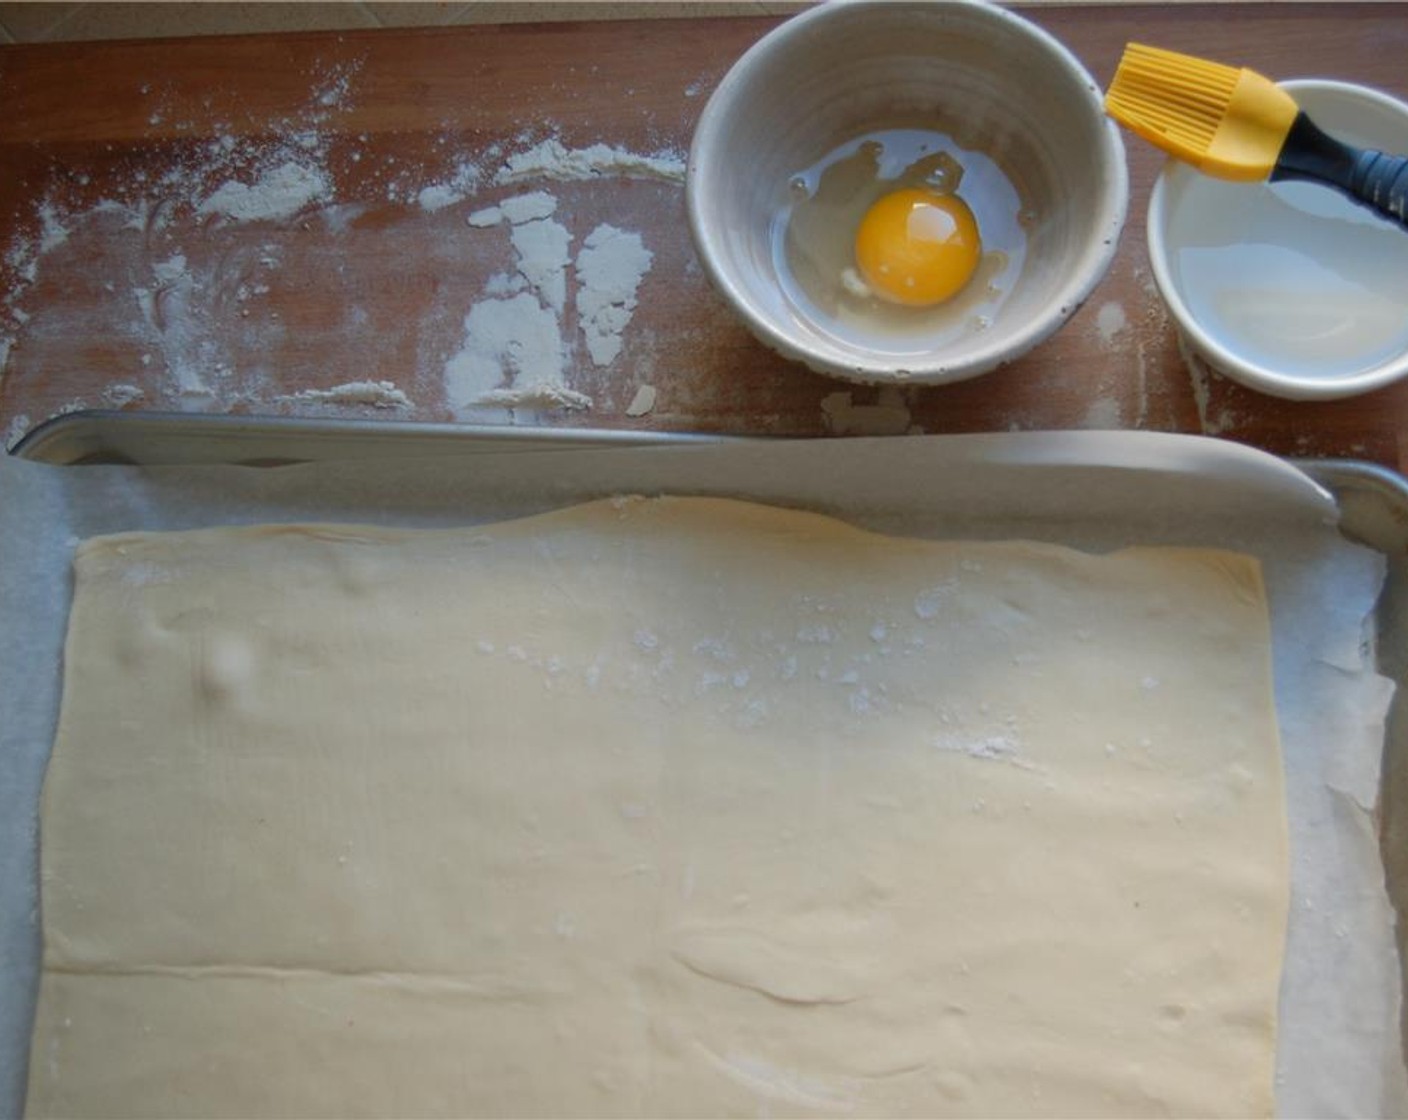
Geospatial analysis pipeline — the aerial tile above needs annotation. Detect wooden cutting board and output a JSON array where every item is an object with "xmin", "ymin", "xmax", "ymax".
[{"xmin": 2, "ymin": 3, "xmax": 1407, "ymax": 469}]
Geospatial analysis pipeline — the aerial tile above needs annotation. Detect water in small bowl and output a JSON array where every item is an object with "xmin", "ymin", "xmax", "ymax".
[
  {"xmin": 1150, "ymin": 79, "xmax": 1408, "ymax": 398},
  {"xmin": 1166, "ymin": 171, "xmax": 1408, "ymax": 381}
]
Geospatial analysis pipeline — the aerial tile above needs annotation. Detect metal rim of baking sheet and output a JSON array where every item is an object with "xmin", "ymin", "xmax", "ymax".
[{"xmin": 9, "ymin": 410, "xmax": 725, "ymax": 466}]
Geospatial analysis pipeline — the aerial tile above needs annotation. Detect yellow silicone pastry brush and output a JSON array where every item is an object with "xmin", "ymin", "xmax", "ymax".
[{"xmin": 1105, "ymin": 43, "xmax": 1408, "ymax": 230}]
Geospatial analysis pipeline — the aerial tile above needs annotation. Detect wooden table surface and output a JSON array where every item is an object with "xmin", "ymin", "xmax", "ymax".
[{"xmin": 3, "ymin": 3, "xmax": 1407, "ymax": 468}]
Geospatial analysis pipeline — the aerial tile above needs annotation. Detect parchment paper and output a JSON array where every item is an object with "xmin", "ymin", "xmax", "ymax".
[{"xmin": 0, "ymin": 430, "xmax": 1402, "ymax": 1117}]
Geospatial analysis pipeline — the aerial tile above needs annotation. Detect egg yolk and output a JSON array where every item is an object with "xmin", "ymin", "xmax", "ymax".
[{"xmin": 854, "ymin": 187, "xmax": 981, "ymax": 307}]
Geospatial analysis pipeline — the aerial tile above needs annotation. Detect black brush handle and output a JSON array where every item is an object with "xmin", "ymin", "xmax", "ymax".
[{"xmin": 1270, "ymin": 111, "xmax": 1408, "ymax": 231}]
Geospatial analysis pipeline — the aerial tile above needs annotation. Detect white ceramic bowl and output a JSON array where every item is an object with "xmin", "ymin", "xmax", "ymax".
[
  {"xmin": 1148, "ymin": 80, "xmax": 1408, "ymax": 401},
  {"xmin": 686, "ymin": 0, "xmax": 1127, "ymax": 386}
]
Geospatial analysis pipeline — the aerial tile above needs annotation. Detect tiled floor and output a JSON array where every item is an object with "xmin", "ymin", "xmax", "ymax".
[{"xmin": 0, "ymin": 1, "xmax": 812, "ymax": 43}]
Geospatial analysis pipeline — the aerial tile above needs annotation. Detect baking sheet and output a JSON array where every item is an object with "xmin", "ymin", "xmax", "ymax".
[
  {"xmin": 0, "ymin": 430, "xmax": 1403, "ymax": 1117},
  {"xmin": 12, "ymin": 410, "xmax": 715, "ymax": 466}
]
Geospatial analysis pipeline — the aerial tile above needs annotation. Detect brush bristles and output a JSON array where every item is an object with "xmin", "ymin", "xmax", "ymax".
[{"xmin": 1107, "ymin": 43, "xmax": 1241, "ymax": 151}]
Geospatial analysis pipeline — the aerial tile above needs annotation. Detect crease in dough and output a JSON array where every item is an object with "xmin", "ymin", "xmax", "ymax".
[{"xmin": 669, "ymin": 926, "xmax": 868, "ymax": 1006}]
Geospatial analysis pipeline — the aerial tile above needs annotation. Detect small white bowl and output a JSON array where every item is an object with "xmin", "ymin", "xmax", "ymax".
[
  {"xmin": 1148, "ymin": 80, "xmax": 1408, "ymax": 401},
  {"xmin": 686, "ymin": 0, "xmax": 1127, "ymax": 386}
]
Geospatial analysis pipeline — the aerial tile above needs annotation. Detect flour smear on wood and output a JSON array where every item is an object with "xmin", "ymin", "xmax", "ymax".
[{"xmin": 0, "ymin": 49, "xmax": 679, "ymax": 444}]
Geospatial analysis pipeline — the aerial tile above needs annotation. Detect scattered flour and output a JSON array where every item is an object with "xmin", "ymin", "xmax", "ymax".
[
  {"xmin": 3, "ymin": 77, "xmax": 687, "ymax": 428},
  {"xmin": 510, "ymin": 218, "xmax": 572, "ymax": 313},
  {"xmin": 474, "ymin": 383, "xmax": 592, "ymax": 411},
  {"xmin": 0, "ymin": 63, "xmax": 364, "ymax": 427},
  {"xmin": 1095, "ymin": 301, "xmax": 1128, "ymax": 348},
  {"xmin": 1080, "ymin": 395, "xmax": 1123, "ymax": 429},
  {"xmin": 309, "ymin": 61, "xmax": 360, "ymax": 115},
  {"xmin": 914, "ymin": 584, "xmax": 955, "ymax": 621},
  {"xmin": 417, "ymin": 184, "xmax": 464, "ymax": 213},
  {"xmin": 1184, "ymin": 334, "xmax": 1214, "ymax": 432},
  {"xmin": 448, "ymin": 203, "xmax": 656, "ymax": 417},
  {"xmin": 937, "ymin": 732, "xmax": 1021, "ymax": 762},
  {"xmin": 38, "ymin": 202, "xmax": 69, "ymax": 255},
  {"xmin": 625, "ymin": 384, "xmax": 657, "ymax": 417},
  {"xmin": 102, "ymin": 383, "xmax": 146, "ymax": 407},
  {"xmin": 820, "ymin": 387, "xmax": 912, "ymax": 436},
  {"xmin": 445, "ymin": 291, "xmax": 566, "ymax": 412},
  {"xmin": 415, "ymin": 161, "xmax": 484, "ymax": 213},
  {"xmin": 151, "ymin": 253, "xmax": 187, "ymax": 285},
  {"xmin": 5, "ymin": 238, "xmax": 38, "ymax": 286},
  {"xmin": 467, "ymin": 191, "xmax": 559, "ymax": 228},
  {"xmin": 501, "ymin": 192, "xmax": 559, "ymax": 224},
  {"xmin": 134, "ymin": 255, "xmax": 219, "ymax": 400},
  {"xmin": 484, "ymin": 272, "xmax": 527, "ymax": 297},
  {"xmin": 497, "ymin": 138, "xmax": 686, "ymax": 185},
  {"xmin": 575, "ymin": 224, "xmax": 653, "ymax": 367},
  {"xmin": 3, "ymin": 413, "xmax": 31, "ymax": 450},
  {"xmin": 197, "ymin": 161, "xmax": 332, "ymax": 223},
  {"xmin": 1177, "ymin": 332, "xmax": 1240, "ymax": 435},
  {"xmin": 286, "ymin": 380, "xmax": 412, "ymax": 408}
]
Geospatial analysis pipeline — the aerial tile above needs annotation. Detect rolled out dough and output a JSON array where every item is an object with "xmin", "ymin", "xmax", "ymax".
[{"xmin": 27, "ymin": 496, "xmax": 1288, "ymax": 1117}]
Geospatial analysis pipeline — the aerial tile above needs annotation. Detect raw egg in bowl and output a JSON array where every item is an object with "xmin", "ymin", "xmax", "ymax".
[
  {"xmin": 687, "ymin": 0, "xmax": 1128, "ymax": 386},
  {"xmin": 853, "ymin": 186, "xmax": 982, "ymax": 308}
]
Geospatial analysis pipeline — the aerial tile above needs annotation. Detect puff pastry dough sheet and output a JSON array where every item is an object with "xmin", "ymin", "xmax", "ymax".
[{"xmin": 27, "ymin": 497, "xmax": 1288, "ymax": 1118}]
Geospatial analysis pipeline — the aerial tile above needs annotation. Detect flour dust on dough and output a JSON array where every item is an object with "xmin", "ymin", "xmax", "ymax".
[{"xmin": 27, "ymin": 496, "xmax": 1288, "ymax": 1118}]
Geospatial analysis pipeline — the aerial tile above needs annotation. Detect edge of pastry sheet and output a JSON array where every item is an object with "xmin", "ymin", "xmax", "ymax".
[{"xmin": 0, "ymin": 431, "xmax": 1403, "ymax": 1117}]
